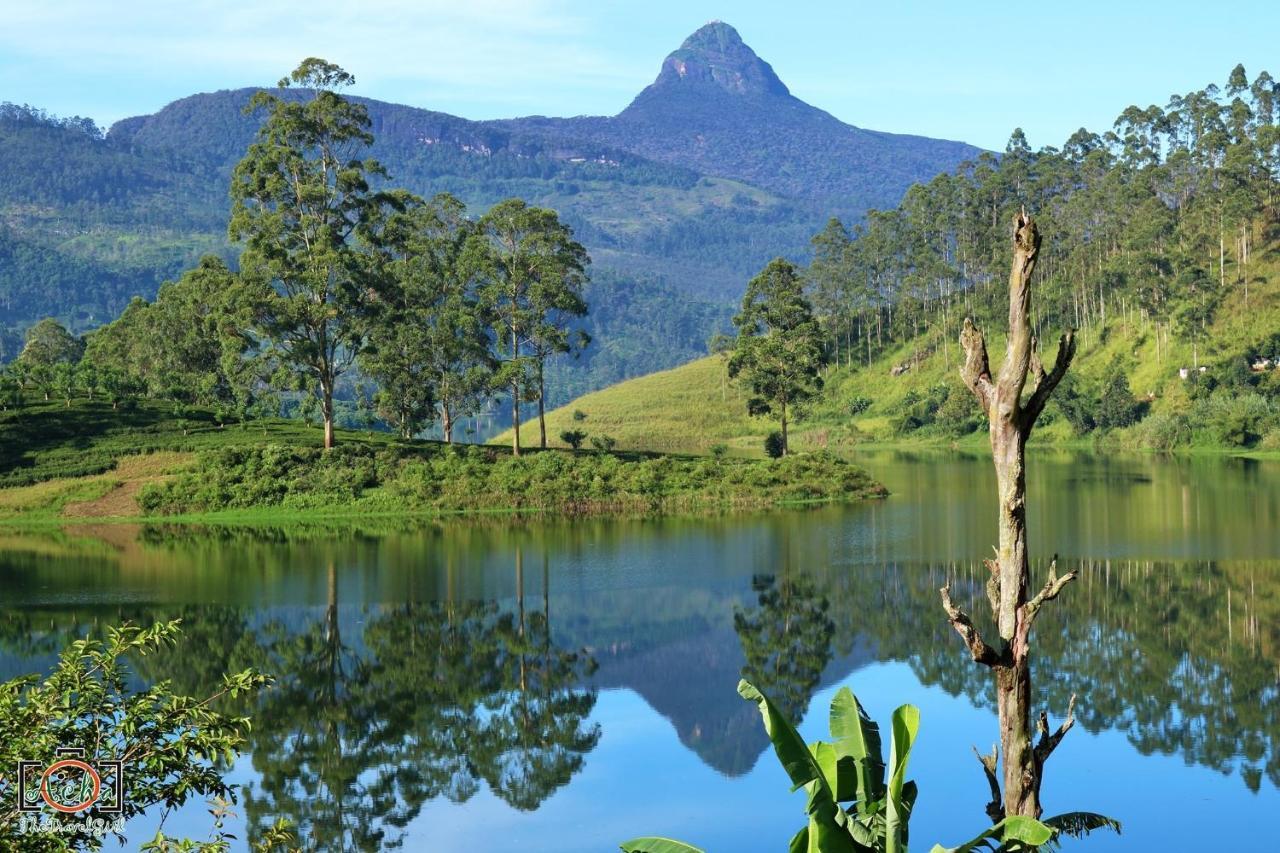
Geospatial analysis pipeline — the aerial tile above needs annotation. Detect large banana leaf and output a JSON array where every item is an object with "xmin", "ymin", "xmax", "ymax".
[
  {"xmin": 739, "ymin": 680, "xmax": 861, "ymax": 853},
  {"xmin": 929, "ymin": 815, "xmax": 1055, "ymax": 853},
  {"xmin": 829, "ymin": 687, "xmax": 886, "ymax": 806},
  {"xmin": 619, "ymin": 837, "xmax": 705, "ymax": 853},
  {"xmin": 884, "ymin": 704, "xmax": 919, "ymax": 853}
]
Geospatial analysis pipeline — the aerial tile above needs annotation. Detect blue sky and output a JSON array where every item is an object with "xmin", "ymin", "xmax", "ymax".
[{"xmin": 1, "ymin": 0, "xmax": 1277, "ymax": 150}]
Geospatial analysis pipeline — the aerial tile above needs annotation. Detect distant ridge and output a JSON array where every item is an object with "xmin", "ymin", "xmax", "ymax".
[{"xmin": 2, "ymin": 21, "xmax": 981, "ymax": 410}]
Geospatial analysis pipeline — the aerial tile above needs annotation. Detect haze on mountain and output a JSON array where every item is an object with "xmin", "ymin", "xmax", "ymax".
[{"xmin": 0, "ymin": 21, "xmax": 979, "ymax": 405}]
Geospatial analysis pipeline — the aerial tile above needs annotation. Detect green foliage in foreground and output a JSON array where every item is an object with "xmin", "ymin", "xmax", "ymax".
[
  {"xmin": 0, "ymin": 621, "xmax": 276, "ymax": 851},
  {"xmin": 622, "ymin": 681, "xmax": 1119, "ymax": 853},
  {"xmin": 138, "ymin": 444, "xmax": 886, "ymax": 517}
]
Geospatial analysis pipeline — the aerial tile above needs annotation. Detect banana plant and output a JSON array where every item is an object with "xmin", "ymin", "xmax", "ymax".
[{"xmin": 621, "ymin": 680, "xmax": 1118, "ymax": 853}]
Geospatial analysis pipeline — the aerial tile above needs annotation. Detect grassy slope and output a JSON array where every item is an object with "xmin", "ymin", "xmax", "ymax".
[
  {"xmin": 0, "ymin": 398, "xmax": 885, "ymax": 523},
  {"xmin": 495, "ymin": 356, "xmax": 762, "ymax": 453},
  {"xmin": 0, "ymin": 400, "xmax": 402, "ymax": 520},
  {"xmin": 506, "ymin": 231, "xmax": 1280, "ymax": 454}
]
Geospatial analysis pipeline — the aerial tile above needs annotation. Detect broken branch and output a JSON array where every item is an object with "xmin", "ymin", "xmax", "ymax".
[
  {"xmin": 1024, "ymin": 556, "xmax": 1078, "ymax": 628},
  {"xmin": 960, "ymin": 317, "xmax": 994, "ymax": 415},
  {"xmin": 1034, "ymin": 694, "xmax": 1077, "ymax": 763},
  {"xmin": 940, "ymin": 583, "xmax": 1006, "ymax": 667},
  {"xmin": 973, "ymin": 744, "xmax": 1003, "ymax": 825},
  {"xmin": 994, "ymin": 212, "xmax": 1041, "ymax": 417},
  {"xmin": 1024, "ymin": 329, "xmax": 1078, "ymax": 428}
]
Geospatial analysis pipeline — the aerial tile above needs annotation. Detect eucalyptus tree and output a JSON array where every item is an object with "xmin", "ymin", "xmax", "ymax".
[
  {"xmin": 806, "ymin": 217, "xmax": 854, "ymax": 366},
  {"xmin": 229, "ymin": 58, "xmax": 395, "ymax": 450},
  {"xmin": 17, "ymin": 317, "xmax": 82, "ymax": 401},
  {"xmin": 728, "ymin": 258, "xmax": 826, "ymax": 456},
  {"xmin": 472, "ymin": 199, "xmax": 588, "ymax": 455},
  {"xmin": 526, "ymin": 296, "xmax": 589, "ymax": 449},
  {"xmin": 361, "ymin": 192, "xmax": 494, "ymax": 441}
]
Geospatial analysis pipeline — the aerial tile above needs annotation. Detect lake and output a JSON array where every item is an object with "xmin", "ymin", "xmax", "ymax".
[{"xmin": 1, "ymin": 449, "xmax": 1277, "ymax": 851}]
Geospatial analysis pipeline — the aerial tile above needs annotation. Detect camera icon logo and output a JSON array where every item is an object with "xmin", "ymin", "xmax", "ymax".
[{"xmin": 17, "ymin": 748, "xmax": 123, "ymax": 814}]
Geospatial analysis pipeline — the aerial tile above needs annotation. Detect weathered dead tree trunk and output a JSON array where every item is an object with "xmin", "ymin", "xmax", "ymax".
[{"xmin": 941, "ymin": 210, "xmax": 1079, "ymax": 819}]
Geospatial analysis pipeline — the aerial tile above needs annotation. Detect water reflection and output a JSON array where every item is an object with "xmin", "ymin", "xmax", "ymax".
[{"xmin": 0, "ymin": 451, "xmax": 1277, "ymax": 849}]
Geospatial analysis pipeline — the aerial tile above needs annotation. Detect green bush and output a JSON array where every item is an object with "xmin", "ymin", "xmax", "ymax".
[
  {"xmin": 1129, "ymin": 410, "xmax": 1192, "ymax": 450},
  {"xmin": 1097, "ymin": 370, "xmax": 1144, "ymax": 430},
  {"xmin": 847, "ymin": 395, "xmax": 871, "ymax": 416},
  {"xmin": 891, "ymin": 383, "xmax": 950, "ymax": 435},
  {"xmin": 138, "ymin": 441, "xmax": 886, "ymax": 517},
  {"xmin": 590, "ymin": 434, "xmax": 617, "ymax": 453},
  {"xmin": 934, "ymin": 384, "xmax": 980, "ymax": 436},
  {"xmin": 559, "ymin": 428, "xmax": 587, "ymax": 449},
  {"xmin": 1052, "ymin": 373, "xmax": 1098, "ymax": 434},
  {"xmin": 0, "ymin": 621, "xmax": 272, "ymax": 849},
  {"xmin": 1197, "ymin": 392, "xmax": 1276, "ymax": 447},
  {"xmin": 763, "ymin": 431, "xmax": 785, "ymax": 458}
]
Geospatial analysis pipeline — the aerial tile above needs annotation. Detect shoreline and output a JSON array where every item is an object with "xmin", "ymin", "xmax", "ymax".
[{"xmin": 0, "ymin": 490, "xmax": 888, "ymax": 529}]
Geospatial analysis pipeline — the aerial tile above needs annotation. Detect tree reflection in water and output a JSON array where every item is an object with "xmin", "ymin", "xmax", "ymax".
[
  {"xmin": 238, "ymin": 550, "xmax": 599, "ymax": 849},
  {"xmin": 0, "ymin": 537, "xmax": 1276, "ymax": 847}
]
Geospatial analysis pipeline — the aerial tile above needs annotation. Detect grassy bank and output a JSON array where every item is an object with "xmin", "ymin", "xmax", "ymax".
[
  {"xmin": 0, "ymin": 400, "xmax": 886, "ymax": 523},
  {"xmin": 504, "ymin": 231, "xmax": 1280, "ymax": 456}
]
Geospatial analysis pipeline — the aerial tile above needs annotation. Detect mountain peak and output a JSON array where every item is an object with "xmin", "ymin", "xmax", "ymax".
[{"xmin": 645, "ymin": 21, "xmax": 790, "ymax": 99}]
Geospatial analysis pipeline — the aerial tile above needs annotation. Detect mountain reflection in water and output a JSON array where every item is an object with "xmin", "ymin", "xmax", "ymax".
[{"xmin": 0, "ymin": 449, "xmax": 1276, "ymax": 850}]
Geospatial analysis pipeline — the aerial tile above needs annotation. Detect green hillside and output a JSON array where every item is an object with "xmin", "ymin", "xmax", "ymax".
[
  {"xmin": 505, "ymin": 222, "xmax": 1280, "ymax": 456},
  {"xmin": 1, "ymin": 21, "xmax": 979, "ymax": 413}
]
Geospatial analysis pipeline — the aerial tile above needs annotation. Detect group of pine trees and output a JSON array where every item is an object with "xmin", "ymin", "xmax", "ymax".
[{"xmin": 0, "ymin": 60, "xmax": 592, "ymax": 453}]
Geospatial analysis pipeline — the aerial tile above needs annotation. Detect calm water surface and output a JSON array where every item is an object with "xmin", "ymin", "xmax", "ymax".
[{"xmin": 1, "ymin": 450, "xmax": 1277, "ymax": 851}]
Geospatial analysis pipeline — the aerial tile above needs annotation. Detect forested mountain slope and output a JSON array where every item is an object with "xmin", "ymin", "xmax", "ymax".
[{"xmin": 0, "ymin": 21, "xmax": 978, "ymax": 408}]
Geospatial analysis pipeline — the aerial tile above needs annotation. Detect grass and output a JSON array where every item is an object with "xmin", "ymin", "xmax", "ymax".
[
  {"xmin": 0, "ymin": 399, "xmax": 400, "ymax": 489},
  {"xmin": 494, "ymin": 355, "xmax": 764, "ymax": 454},
  {"xmin": 0, "ymin": 399, "xmax": 885, "ymax": 523}
]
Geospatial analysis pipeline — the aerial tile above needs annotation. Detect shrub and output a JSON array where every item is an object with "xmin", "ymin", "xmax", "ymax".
[
  {"xmin": 0, "ymin": 621, "xmax": 271, "ymax": 849},
  {"xmin": 1097, "ymin": 370, "xmax": 1143, "ymax": 430},
  {"xmin": 934, "ymin": 384, "xmax": 980, "ymax": 436},
  {"xmin": 847, "ymin": 395, "xmax": 871, "ymax": 416},
  {"xmin": 1130, "ymin": 410, "xmax": 1192, "ymax": 450},
  {"xmin": 763, "ymin": 431, "xmax": 785, "ymax": 458},
  {"xmin": 1052, "ymin": 373, "xmax": 1097, "ymax": 434},
  {"xmin": 559, "ymin": 428, "xmax": 587, "ymax": 449},
  {"xmin": 708, "ymin": 443, "xmax": 729, "ymax": 458},
  {"xmin": 1205, "ymin": 393, "xmax": 1275, "ymax": 447},
  {"xmin": 589, "ymin": 434, "xmax": 617, "ymax": 453},
  {"xmin": 572, "ymin": 409, "xmax": 588, "ymax": 422}
]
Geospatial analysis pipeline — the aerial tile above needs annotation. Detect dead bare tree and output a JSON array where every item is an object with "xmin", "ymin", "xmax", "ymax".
[{"xmin": 941, "ymin": 210, "xmax": 1078, "ymax": 819}]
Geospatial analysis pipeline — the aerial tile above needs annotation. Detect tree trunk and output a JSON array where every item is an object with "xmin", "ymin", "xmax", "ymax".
[
  {"xmin": 322, "ymin": 380, "xmax": 335, "ymax": 450},
  {"xmin": 442, "ymin": 404, "xmax": 453, "ymax": 444},
  {"xmin": 780, "ymin": 399, "xmax": 788, "ymax": 456},
  {"xmin": 538, "ymin": 360, "xmax": 547, "ymax": 450},
  {"xmin": 511, "ymin": 326, "xmax": 522, "ymax": 457},
  {"xmin": 945, "ymin": 211, "xmax": 1079, "ymax": 820}
]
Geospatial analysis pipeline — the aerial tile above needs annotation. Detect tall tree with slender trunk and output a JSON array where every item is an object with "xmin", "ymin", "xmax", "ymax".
[
  {"xmin": 527, "ymin": 304, "xmax": 589, "ymax": 450},
  {"xmin": 364, "ymin": 193, "xmax": 494, "ymax": 442},
  {"xmin": 941, "ymin": 211, "xmax": 1079, "ymax": 819},
  {"xmin": 473, "ymin": 199, "xmax": 587, "ymax": 456},
  {"xmin": 229, "ymin": 58, "xmax": 392, "ymax": 450}
]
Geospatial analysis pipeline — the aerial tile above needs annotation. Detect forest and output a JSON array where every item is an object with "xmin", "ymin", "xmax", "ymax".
[{"xmin": 789, "ymin": 63, "xmax": 1280, "ymax": 451}]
